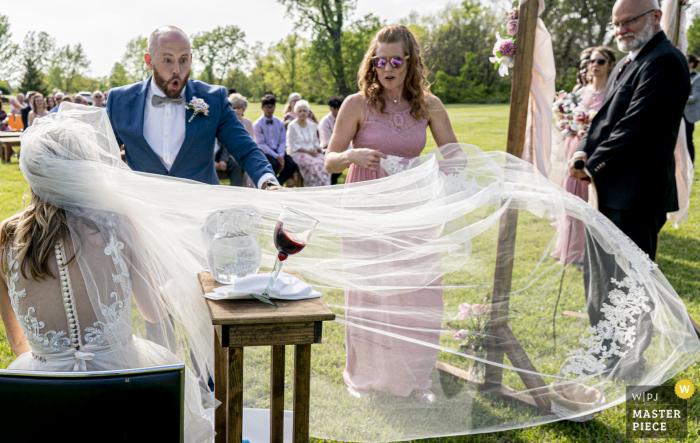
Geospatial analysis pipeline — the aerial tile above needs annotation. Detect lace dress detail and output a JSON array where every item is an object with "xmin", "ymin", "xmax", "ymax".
[
  {"xmin": 347, "ymin": 101, "xmax": 428, "ymax": 183},
  {"xmin": 3, "ymin": 231, "xmax": 133, "ymax": 363},
  {"xmin": 364, "ymin": 104, "xmax": 426, "ymax": 135},
  {"xmin": 5, "ymin": 246, "xmax": 71, "ymax": 353}
]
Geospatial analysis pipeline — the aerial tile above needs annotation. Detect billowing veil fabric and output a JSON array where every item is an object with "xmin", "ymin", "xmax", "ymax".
[
  {"xmin": 13, "ymin": 105, "xmax": 700, "ymax": 442},
  {"xmin": 521, "ymin": 0, "xmax": 561, "ymax": 182},
  {"xmin": 11, "ymin": 105, "xmax": 217, "ymax": 442},
  {"xmin": 661, "ymin": 0, "xmax": 694, "ymax": 227}
]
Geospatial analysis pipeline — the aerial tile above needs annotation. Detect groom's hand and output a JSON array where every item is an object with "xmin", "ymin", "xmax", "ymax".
[{"xmin": 277, "ymin": 155, "xmax": 285, "ymax": 169}]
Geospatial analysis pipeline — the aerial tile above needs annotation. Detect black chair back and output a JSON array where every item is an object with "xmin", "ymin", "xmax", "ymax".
[{"xmin": 0, "ymin": 364, "xmax": 185, "ymax": 442}]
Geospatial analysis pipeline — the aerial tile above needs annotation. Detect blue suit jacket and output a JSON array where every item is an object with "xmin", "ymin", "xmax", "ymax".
[{"xmin": 106, "ymin": 77, "xmax": 274, "ymax": 185}]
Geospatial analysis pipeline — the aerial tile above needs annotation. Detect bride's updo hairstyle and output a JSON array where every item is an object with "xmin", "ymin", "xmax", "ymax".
[{"xmin": 358, "ymin": 25, "xmax": 431, "ymax": 120}]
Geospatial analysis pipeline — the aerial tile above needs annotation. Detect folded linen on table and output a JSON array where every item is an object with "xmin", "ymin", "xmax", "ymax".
[{"xmin": 204, "ymin": 272, "xmax": 321, "ymax": 300}]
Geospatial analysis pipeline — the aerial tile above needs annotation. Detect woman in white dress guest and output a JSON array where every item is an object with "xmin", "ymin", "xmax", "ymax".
[{"xmin": 286, "ymin": 100, "xmax": 331, "ymax": 187}]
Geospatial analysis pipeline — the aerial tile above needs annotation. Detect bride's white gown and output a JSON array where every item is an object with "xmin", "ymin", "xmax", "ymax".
[{"xmin": 3, "ymin": 229, "xmax": 215, "ymax": 443}]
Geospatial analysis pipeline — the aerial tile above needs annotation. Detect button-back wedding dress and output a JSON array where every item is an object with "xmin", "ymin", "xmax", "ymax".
[{"xmin": 3, "ymin": 225, "xmax": 215, "ymax": 442}]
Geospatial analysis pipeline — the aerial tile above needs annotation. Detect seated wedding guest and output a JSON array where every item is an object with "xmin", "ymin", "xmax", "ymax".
[
  {"xmin": 684, "ymin": 53, "xmax": 700, "ymax": 164},
  {"xmin": 228, "ymin": 93, "xmax": 255, "ymax": 139},
  {"xmin": 325, "ymin": 24, "xmax": 458, "ymax": 403},
  {"xmin": 319, "ymin": 95, "xmax": 350, "ymax": 184},
  {"xmin": 92, "ymin": 90, "xmax": 105, "ymax": 108},
  {"xmin": 570, "ymin": 0, "xmax": 689, "ymax": 380},
  {"xmin": 9, "ymin": 93, "xmax": 25, "ymax": 115},
  {"xmin": 50, "ymin": 92, "xmax": 64, "ymax": 112},
  {"xmin": 573, "ymin": 48, "xmax": 593, "ymax": 93},
  {"xmin": 0, "ymin": 101, "xmax": 9, "ymax": 132},
  {"xmin": 283, "ymin": 92, "xmax": 317, "ymax": 124},
  {"xmin": 254, "ymin": 94, "xmax": 297, "ymax": 186},
  {"xmin": 45, "ymin": 95, "xmax": 56, "ymax": 112},
  {"xmin": 20, "ymin": 91, "xmax": 36, "ymax": 130},
  {"xmin": 214, "ymin": 140, "xmax": 244, "ymax": 187},
  {"xmin": 552, "ymin": 46, "xmax": 615, "ymax": 265},
  {"xmin": 73, "ymin": 93, "xmax": 87, "ymax": 106},
  {"xmin": 28, "ymin": 93, "xmax": 50, "ymax": 127},
  {"xmin": 287, "ymin": 99, "xmax": 331, "ymax": 187}
]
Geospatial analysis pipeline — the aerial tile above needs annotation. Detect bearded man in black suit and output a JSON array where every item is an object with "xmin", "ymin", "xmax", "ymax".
[{"xmin": 569, "ymin": 0, "xmax": 690, "ymax": 380}]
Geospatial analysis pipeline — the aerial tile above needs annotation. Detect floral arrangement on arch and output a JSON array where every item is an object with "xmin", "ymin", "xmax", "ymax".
[
  {"xmin": 490, "ymin": 2, "xmax": 519, "ymax": 77},
  {"xmin": 552, "ymin": 91, "xmax": 597, "ymax": 138},
  {"xmin": 452, "ymin": 301, "xmax": 493, "ymax": 356}
]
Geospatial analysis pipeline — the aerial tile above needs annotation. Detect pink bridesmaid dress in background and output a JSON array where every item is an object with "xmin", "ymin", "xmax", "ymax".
[{"xmin": 551, "ymin": 87, "xmax": 605, "ymax": 264}]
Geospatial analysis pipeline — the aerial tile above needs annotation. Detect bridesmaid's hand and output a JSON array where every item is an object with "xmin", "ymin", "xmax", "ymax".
[{"xmin": 349, "ymin": 148, "xmax": 387, "ymax": 171}]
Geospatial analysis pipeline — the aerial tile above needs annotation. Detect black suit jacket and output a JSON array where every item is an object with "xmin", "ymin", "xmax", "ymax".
[{"xmin": 576, "ymin": 31, "xmax": 689, "ymax": 213}]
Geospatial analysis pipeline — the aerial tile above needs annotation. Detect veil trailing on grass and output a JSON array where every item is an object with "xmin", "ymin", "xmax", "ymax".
[{"xmin": 19, "ymin": 105, "xmax": 700, "ymax": 441}]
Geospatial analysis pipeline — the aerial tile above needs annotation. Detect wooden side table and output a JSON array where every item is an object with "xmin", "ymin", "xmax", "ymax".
[
  {"xmin": 0, "ymin": 133, "xmax": 21, "ymax": 163},
  {"xmin": 198, "ymin": 272, "xmax": 335, "ymax": 443}
]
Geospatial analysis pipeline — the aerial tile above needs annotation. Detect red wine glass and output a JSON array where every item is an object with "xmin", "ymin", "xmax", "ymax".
[{"xmin": 253, "ymin": 206, "xmax": 318, "ymax": 306}]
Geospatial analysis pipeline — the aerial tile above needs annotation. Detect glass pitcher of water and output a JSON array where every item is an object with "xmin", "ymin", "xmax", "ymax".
[{"xmin": 207, "ymin": 209, "xmax": 262, "ymax": 284}]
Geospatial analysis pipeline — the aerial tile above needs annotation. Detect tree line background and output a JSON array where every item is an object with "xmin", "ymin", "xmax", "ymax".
[{"xmin": 1, "ymin": 0, "xmax": 699, "ymax": 105}]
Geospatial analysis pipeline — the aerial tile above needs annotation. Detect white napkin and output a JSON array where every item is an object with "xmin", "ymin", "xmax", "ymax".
[{"xmin": 204, "ymin": 272, "xmax": 321, "ymax": 301}]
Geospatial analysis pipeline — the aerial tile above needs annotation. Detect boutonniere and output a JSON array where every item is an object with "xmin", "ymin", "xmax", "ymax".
[{"xmin": 186, "ymin": 97, "xmax": 209, "ymax": 123}]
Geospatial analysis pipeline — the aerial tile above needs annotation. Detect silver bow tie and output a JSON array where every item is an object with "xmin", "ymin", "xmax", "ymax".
[{"xmin": 152, "ymin": 95, "xmax": 183, "ymax": 106}]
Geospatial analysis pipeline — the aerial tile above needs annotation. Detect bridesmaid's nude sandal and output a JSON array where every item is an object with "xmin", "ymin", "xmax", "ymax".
[
  {"xmin": 347, "ymin": 386, "xmax": 370, "ymax": 399},
  {"xmin": 413, "ymin": 389, "xmax": 436, "ymax": 403}
]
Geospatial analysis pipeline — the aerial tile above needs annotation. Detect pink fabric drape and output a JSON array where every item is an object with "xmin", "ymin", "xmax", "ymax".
[{"xmin": 521, "ymin": 0, "xmax": 560, "ymax": 180}]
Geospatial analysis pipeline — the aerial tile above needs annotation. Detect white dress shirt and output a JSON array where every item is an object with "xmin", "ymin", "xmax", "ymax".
[{"xmin": 144, "ymin": 78, "xmax": 187, "ymax": 171}]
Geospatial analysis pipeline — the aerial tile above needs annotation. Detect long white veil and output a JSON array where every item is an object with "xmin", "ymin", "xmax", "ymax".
[{"xmin": 19, "ymin": 105, "xmax": 700, "ymax": 441}]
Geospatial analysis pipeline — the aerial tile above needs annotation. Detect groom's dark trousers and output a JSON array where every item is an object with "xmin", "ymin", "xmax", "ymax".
[{"xmin": 576, "ymin": 31, "xmax": 690, "ymax": 380}]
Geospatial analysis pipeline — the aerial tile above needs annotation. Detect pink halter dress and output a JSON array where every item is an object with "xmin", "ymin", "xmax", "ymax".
[{"xmin": 342, "ymin": 101, "xmax": 444, "ymax": 397}]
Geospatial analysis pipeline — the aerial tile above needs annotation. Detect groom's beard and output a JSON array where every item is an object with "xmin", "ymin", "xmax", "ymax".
[{"xmin": 153, "ymin": 66, "xmax": 189, "ymax": 99}]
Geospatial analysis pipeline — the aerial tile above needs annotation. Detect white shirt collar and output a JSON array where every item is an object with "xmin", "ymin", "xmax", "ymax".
[
  {"xmin": 147, "ymin": 76, "xmax": 186, "ymax": 101},
  {"xmin": 628, "ymin": 30, "xmax": 662, "ymax": 61}
]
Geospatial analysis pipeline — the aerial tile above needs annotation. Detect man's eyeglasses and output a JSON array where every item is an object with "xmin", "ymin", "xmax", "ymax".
[
  {"xmin": 372, "ymin": 56, "xmax": 409, "ymax": 69},
  {"xmin": 608, "ymin": 9, "xmax": 656, "ymax": 30},
  {"xmin": 94, "ymin": 95, "xmax": 103, "ymax": 99},
  {"xmin": 262, "ymin": 105, "xmax": 275, "ymax": 109},
  {"xmin": 588, "ymin": 58, "xmax": 608, "ymax": 66}
]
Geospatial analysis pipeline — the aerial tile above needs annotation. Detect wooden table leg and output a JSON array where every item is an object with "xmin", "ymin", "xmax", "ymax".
[
  {"xmin": 292, "ymin": 344, "xmax": 311, "ymax": 443},
  {"xmin": 229, "ymin": 347, "xmax": 244, "ymax": 443},
  {"xmin": 214, "ymin": 332, "xmax": 228, "ymax": 443},
  {"xmin": 270, "ymin": 345, "xmax": 285, "ymax": 443}
]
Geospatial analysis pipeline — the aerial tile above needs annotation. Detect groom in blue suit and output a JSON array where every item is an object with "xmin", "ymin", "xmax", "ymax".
[{"xmin": 106, "ymin": 25, "xmax": 280, "ymax": 189}]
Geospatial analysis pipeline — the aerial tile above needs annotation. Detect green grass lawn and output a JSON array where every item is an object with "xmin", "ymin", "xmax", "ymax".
[{"xmin": 0, "ymin": 104, "xmax": 698, "ymax": 442}]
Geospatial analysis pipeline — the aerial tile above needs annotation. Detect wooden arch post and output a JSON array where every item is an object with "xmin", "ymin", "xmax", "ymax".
[
  {"xmin": 480, "ymin": 0, "xmax": 551, "ymax": 411},
  {"xmin": 436, "ymin": 0, "xmax": 552, "ymax": 413}
]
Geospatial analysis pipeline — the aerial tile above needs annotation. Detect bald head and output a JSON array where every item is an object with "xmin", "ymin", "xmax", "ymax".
[
  {"xmin": 148, "ymin": 26, "xmax": 190, "ymax": 56},
  {"xmin": 613, "ymin": 0, "xmax": 660, "ymax": 19},
  {"xmin": 144, "ymin": 25, "xmax": 192, "ymax": 99}
]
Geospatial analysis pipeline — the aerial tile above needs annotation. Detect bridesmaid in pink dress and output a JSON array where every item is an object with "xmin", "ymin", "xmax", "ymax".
[
  {"xmin": 325, "ymin": 25, "xmax": 458, "ymax": 402},
  {"xmin": 552, "ymin": 47, "xmax": 616, "ymax": 264}
]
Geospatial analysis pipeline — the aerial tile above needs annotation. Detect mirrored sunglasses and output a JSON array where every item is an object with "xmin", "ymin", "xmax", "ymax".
[{"xmin": 372, "ymin": 56, "xmax": 409, "ymax": 69}]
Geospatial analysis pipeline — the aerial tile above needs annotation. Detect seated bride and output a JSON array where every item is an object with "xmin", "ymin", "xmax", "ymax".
[{"xmin": 0, "ymin": 108, "xmax": 216, "ymax": 443}]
